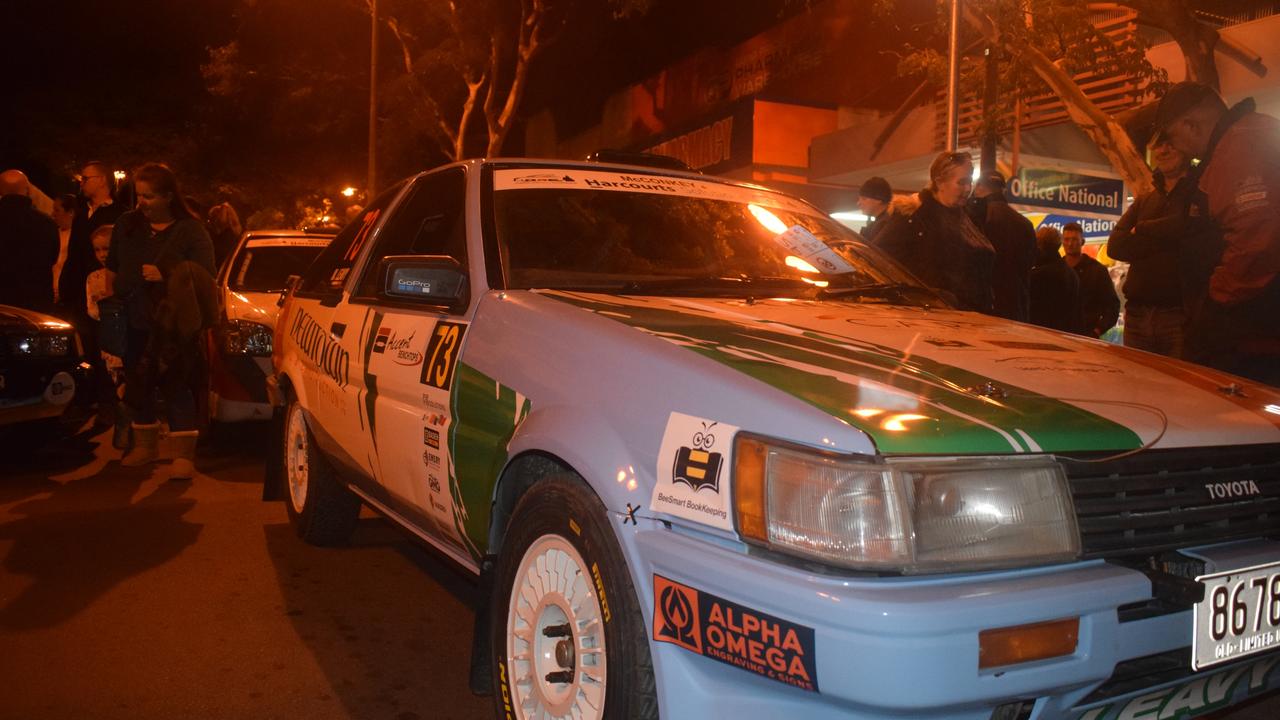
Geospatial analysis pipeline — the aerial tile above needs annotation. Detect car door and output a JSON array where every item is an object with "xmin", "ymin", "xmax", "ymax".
[
  {"xmin": 282, "ymin": 184, "xmax": 404, "ymax": 476},
  {"xmin": 342, "ymin": 166, "xmax": 476, "ymax": 560}
]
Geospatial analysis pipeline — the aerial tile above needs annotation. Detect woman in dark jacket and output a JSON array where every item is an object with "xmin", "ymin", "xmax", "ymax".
[
  {"xmin": 108, "ymin": 163, "xmax": 216, "ymax": 479},
  {"xmin": 871, "ymin": 151, "xmax": 996, "ymax": 313}
]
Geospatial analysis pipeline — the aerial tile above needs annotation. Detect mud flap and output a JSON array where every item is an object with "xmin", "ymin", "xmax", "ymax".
[
  {"xmin": 262, "ymin": 407, "xmax": 285, "ymax": 501},
  {"xmin": 469, "ymin": 554, "xmax": 497, "ymax": 696}
]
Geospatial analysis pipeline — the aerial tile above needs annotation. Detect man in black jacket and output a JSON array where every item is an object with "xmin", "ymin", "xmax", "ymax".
[
  {"xmin": 1107, "ymin": 140, "xmax": 1216, "ymax": 358},
  {"xmin": 1029, "ymin": 226, "xmax": 1080, "ymax": 332},
  {"xmin": 0, "ymin": 169, "xmax": 58, "ymax": 312},
  {"xmin": 856, "ymin": 176, "xmax": 892, "ymax": 242},
  {"xmin": 1062, "ymin": 222, "xmax": 1120, "ymax": 337},
  {"xmin": 968, "ymin": 171, "xmax": 1036, "ymax": 322}
]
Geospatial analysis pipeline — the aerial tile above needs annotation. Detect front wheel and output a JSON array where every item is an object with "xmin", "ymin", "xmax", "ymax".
[
  {"xmin": 281, "ymin": 398, "xmax": 361, "ymax": 545},
  {"xmin": 490, "ymin": 475, "xmax": 657, "ymax": 720}
]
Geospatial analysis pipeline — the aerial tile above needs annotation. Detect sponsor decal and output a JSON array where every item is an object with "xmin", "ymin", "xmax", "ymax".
[
  {"xmin": 373, "ymin": 326, "xmax": 423, "ymax": 365},
  {"xmin": 651, "ymin": 413, "xmax": 738, "ymax": 531},
  {"xmin": 1204, "ymin": 480, "xmax": 1261, "ymax": 501},
  {"xmin": 421, "ymin": 321, "xmax": 466, "ymax": 390},
  {"xmin": 425, "ymin": 412, "xmax": 447, "ymax": 427},
  {"xmin": 422, "ymin": 394, "xmax": 448, "ymax": 413},
  {"xmin": 653, "ymin": 575, "xmax": 818, "ymax": 692},
  {"xmin": 424, "ymin": 427, "xmax": 440, "ymax": 449},
  {"xmin": 245, "ymin": 236, "xmax": 331, "ymax": 248},
  {"xmin": 511, "ymin": 172, "xmax": 577, "ymax": 185},
  {"xmin": 427, "ymin": 472, "xmax": 443, "ymax": 494},
  {"xmin": 926, "ymin": 338, "xmax": 973, "ymax": 348},
  {"xmin": 425, "ymin": 450, "xmax": 442, "ymax": 467},
  {"xmin": 44, "ymin": 372, "xmax": 75, "ymax": 405},
  {"xmin": 591, "ymin": 563, "xmax": 611, "ymax": 624},
  {"xmin": 986, "ymin": 340, "xmax": 1072, "ymax": 352},
  {"xmin": 289, "ymin": 308, "xmax": 350, "ymax": 386},
  {"xmin": 1072, "ymin": 654, "xmax": 1280, "ymax": 720},
  {"xmin": 996, "ymin": 355, "xmax": 1122, "ymax": 375},
  {"xmin": 673, "ymin": 423, "xmax": 724, "ymax": 493},
  {"xmin": 769, "ymin": 224, "xmax": 854, "ymax": 274}
]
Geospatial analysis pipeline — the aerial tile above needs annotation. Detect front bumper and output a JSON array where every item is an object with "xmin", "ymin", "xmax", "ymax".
[
  {"xmin": 0, "ymin": 362, "xmax": 88, "ymax": 427},
  {"xmin": 620, "ymin": 517, "xmax": 1280, "ymax": 720}
]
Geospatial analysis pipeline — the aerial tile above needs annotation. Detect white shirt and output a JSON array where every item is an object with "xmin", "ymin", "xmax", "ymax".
[{"xmin": 52, "ymin": 227, "xmax": 71, "ymax": 302}]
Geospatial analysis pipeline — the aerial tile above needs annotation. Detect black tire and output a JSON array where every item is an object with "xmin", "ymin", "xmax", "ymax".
[
  {"xmin": 281, "ymin": 398, "xmax": 361, "ymax": 546},
  {"xmin": 490, "ymin": 474, "xmax": 657, "ymax": 720}
]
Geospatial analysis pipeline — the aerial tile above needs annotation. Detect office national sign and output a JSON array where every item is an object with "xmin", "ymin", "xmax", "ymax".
[{"xmin": 1009, "ymin": 168, "xmax": 1124, "ymax": 215}]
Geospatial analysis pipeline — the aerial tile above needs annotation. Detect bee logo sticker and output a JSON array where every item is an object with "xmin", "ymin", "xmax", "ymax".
[
  {"xmin": 672, "ymin": 423, "xmax": 723, "ymax": 493},
  {"xmin": 651, "ymin": 412, "xmax": 738, "ymax": 531}
]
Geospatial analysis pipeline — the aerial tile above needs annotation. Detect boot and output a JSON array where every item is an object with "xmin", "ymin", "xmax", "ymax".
[
  {"xmin": 112, "ymin": 405, "xmax": 134, "ymax": 451},
  {"xmin": 168, "ymin": 430, "xmax": 199, "ymax": 480},
  {"xmin": 121, "ymin": 422, "xmax": 160, "ymax": 466}
]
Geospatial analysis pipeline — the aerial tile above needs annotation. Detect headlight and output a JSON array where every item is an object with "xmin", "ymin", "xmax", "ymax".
[
  {"xmin": 734, "ymin": 436, "xmax": 1080, "ymax": 573},
  {"xmin": 7, "ymin": 333, "xmax": 73, "ymax": 357},
  {"xmin": 220, "ymin": 319, "xmax": 273, "ymax": 356}
]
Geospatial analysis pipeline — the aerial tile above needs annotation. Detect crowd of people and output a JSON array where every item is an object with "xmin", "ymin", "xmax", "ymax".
[
  {"xmin": 0, "ymin": 161, "xmax": 236, "ymax": 478},
  {"xmin": 857, "ymin": 82, "xmax": 1280, "ymax": 388}
]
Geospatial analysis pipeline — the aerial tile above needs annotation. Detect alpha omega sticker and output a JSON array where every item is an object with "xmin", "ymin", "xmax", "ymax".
[
  {"xmin": 650, "ymin": 412, "xmax": 737, "ymax": 531},
  {"xmin": 652, "ymin": 575, "xmax": 819, "ymax": 693}
]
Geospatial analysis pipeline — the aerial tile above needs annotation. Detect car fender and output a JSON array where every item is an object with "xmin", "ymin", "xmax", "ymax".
[{"xmin": 501, "ymin": 403, "xmax": 646, "ymax": 515}]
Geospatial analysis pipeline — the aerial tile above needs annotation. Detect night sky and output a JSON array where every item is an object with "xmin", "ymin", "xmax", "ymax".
[{"xmin": 1, "ymin": 0, "xmax": 804, "ymax": 200}]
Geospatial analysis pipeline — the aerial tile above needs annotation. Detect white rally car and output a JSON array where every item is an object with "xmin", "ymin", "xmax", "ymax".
[
  {"xmin": 208, "ymin": 229, "xmax": 332, "ymax": 423},
  {"xmin": 269, "ymin": 157, "xmax": 1280, "ymax": 720}
]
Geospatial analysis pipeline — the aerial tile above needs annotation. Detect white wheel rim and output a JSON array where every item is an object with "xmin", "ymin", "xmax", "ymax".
[
  {"xmin": 285, "ymin": 405, "xmax": 309, "ymax": 515},
  {"xmin": 506, "ymin": 534, "xmax": 607, "ymax": 720}
]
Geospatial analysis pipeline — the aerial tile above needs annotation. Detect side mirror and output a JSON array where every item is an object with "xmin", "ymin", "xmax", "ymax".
[{"xmin": 380, "ymin": 255, "xmax": 468, "ymax": 306}]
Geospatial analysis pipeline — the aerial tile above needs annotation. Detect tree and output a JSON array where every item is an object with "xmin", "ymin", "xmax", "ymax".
[
  {"xmin": 368, "ymin": 0, "xmax": 653, "ymax": 166},
  {"xmin": 889, "ymin": 1, "xmax": 1267, "ymax": 197}
]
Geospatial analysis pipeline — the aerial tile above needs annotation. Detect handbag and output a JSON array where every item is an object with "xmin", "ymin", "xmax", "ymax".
[{"xmin": 97, "ymin": 295, "xmax": 129, "ymax": 357}]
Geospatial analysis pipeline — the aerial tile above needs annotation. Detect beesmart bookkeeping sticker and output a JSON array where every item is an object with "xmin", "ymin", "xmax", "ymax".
[
  {"xmin": 651, "ymin": 412, "xmax": 737, "ymax": 531},
  {"xmin": 653, "ymin": 574, "xmax": 818, "ymax": 693}
]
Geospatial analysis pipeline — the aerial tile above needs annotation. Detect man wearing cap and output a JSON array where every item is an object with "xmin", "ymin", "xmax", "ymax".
[
  {"xmin": 967, "ymin": 171, "xmax": 1036, "ymax": 322},
  {"xmin": 1152, "ymin": 82, "xmax": 1280, "ymax": 384},
  {"xmin": 857, "ymin": 176, "xmax": 892, "ymax": 242}
]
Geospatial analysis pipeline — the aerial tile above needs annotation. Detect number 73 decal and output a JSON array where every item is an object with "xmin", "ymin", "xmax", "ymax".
[{"xmin": 420, "ymin": 321, "xmax": 467, "ymax": 390}]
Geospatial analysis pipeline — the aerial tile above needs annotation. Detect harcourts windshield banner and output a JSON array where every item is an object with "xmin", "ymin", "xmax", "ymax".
[{"xmin": 1008, "ymin": 168, "xmax": 1124, "ymax": 214}]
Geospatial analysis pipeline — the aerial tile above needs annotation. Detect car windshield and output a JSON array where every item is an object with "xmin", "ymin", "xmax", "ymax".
[
  {"xmin": 490, "ymin": 167, "xmax": 942, "ymax": 306},
  {"xmin": 228, "ymin": 239, "xmax": 330, "ymax": 293}
]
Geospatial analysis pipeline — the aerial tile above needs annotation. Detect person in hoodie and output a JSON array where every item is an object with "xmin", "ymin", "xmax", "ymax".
[{"xmin": 872, "ymin": 151, "xmax": 995, "ymax": 313}]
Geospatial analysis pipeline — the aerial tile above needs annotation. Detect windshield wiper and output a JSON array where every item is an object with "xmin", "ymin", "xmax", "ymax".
[
  {"xmin": 613, "ymin": 276, "xmax": 817, "ymax": 297},
  {"xmin": 819, "ymin": 282, "xmax": 941, "ymax": 305}
]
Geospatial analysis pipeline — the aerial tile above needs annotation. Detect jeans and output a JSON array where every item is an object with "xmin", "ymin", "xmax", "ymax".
[{"xmin": 1123, "ymin": 304, "xmax": 1185, "ymax": 359}]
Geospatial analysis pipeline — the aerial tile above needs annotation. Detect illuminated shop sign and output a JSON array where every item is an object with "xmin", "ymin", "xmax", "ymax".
[{"xmin": 1009, "ymin": 168, "xmax": 1124, "ymax": 215}]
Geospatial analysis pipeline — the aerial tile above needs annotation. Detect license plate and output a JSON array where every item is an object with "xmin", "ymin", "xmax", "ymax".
[{"xmin": 1192, "ymin": 560, "xmax": 1280, "ymax": 670}]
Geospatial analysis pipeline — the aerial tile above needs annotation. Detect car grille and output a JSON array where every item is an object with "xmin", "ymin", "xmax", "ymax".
[{"xmin": 1062, "ymin": 444, "xmax": 1280, "ymax": 560}]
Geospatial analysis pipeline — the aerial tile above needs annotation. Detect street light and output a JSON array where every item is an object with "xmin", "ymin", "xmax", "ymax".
[
  {"xmin": 341, "ymin": 186, "xmax": 357, "ymax": 198},
  {"xmin": 946, "ymin": 0, "xmax": 962, "ymax": 152},
  {"xmin": 368, "ymin": 0, "xmax": 378, "ymax": 195}
]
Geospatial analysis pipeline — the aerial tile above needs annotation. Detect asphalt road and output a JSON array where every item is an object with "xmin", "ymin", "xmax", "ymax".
[
  {"xmin": 1, "ymin": 420, "xmax": 1278, "ymax": 720},
  {"xmin": 0, "ymin": 421, "xmax": 491, "ymax": 720}
]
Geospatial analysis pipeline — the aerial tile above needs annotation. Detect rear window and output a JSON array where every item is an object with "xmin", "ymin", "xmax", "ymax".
[{"xmin": 228, "ymin": 238, "xmax": 330, "ymax": 293}]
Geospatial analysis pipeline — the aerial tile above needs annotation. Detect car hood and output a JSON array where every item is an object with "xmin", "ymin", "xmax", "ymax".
[
  {"xmin": 542, "ymin": 291, "xmax": 1280, "ymax": 454},
  {"xmin": 0, "ymin": 305, "xmax": 74, "ymax": 333},
  {"xmin": 223, "ymin": 290, "xmax": 283, "ymax": 327}
]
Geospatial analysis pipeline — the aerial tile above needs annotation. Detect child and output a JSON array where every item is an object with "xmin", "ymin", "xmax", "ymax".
[{"xmin": 85, "ymin": 226, "xmax": 125, "ymax": 408}]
